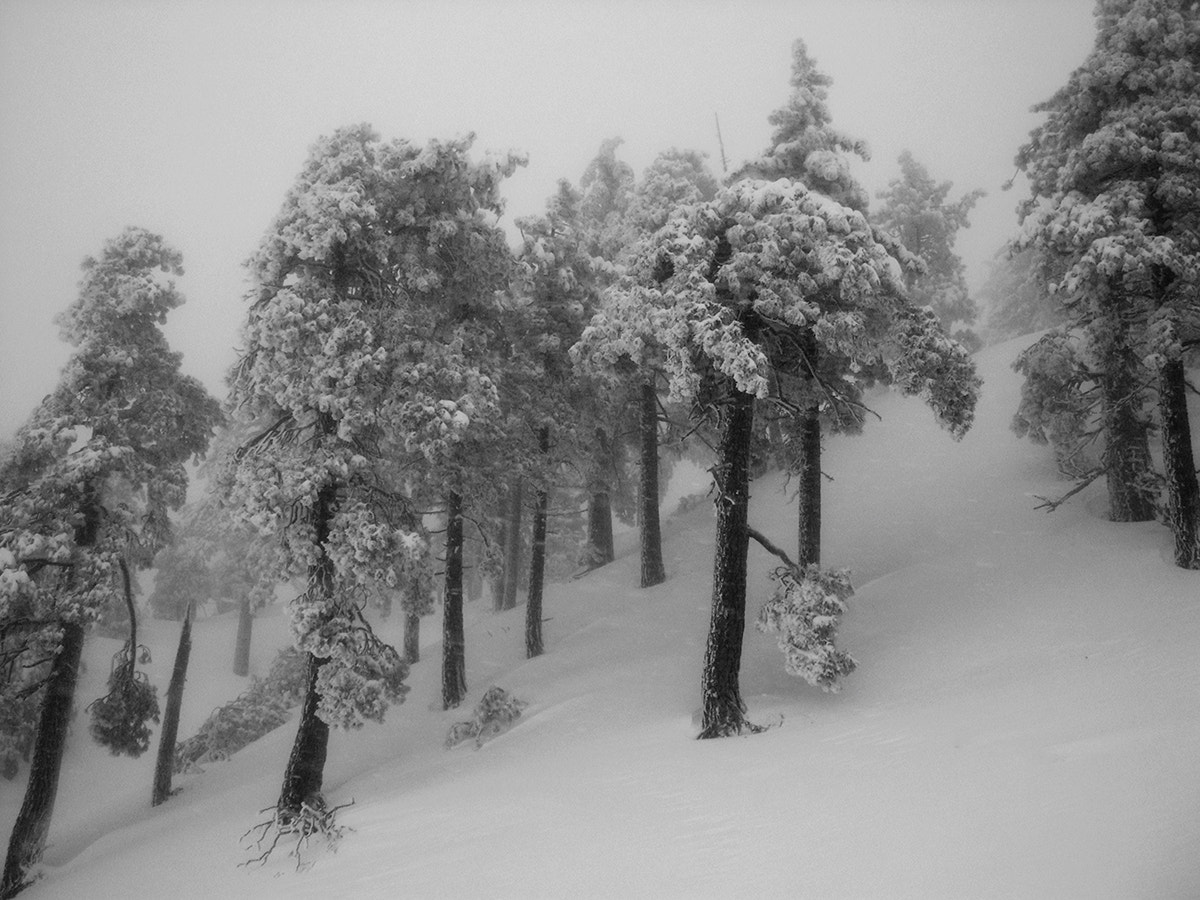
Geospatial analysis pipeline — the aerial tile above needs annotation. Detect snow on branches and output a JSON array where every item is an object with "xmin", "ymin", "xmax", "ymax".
[{"xmin": 757, "ymin": 565, "xmax": 856, "ymax": 691}]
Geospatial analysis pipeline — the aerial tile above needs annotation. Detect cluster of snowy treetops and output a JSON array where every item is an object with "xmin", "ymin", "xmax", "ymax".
[{"xmin": 6, "ymin": 1, "xmax": 1192, "ymax": 886}]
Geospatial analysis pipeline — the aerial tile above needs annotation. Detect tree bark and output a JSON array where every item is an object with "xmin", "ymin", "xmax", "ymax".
[
  {"xmin": 502, "ymin": 481, "xmax": 523, "ymax": 611},
  {"xmin": 276, "ymin": 651, "xmax": 329, "ymax": 817},
  {"xmin": 2, "ymin": 621, "xmax": 85, "ymax": 899},
  {"xmin": 492, "ymin": 503, "xmax": 508, "ymax": 612},
  {"xmin": 639, "ymin": 380, "xmax": 666, "ymax": 588},
  {"xmin": 151, "ymin": 602, "xmax": 193, "ymax": 807},
  {"xmin": 795, "ymin": 330, "xmax": 822, "ymax": 568},
  {"xmin": 3, "ymin": 496, "xmax": 101, "ymax": 899},
  {"xmin": 442, "ymin": 489, "xmax": 467, "ymax": 709},
  {"xmin": 403, "ymin": 610, "xmax": 420, "ymax": 664},
  {"xmin": 276, "ymin": 479, "xmax": 336, "ymax": 818},
  {"xmin": 586, "ymin": 491, "xmax": 614, "ymax": 568},
  {"xmin": 796, "ymin": 404, "xmax": 822, "ymax": 569},
  {"xmin": 1159, "ymin": 358, "xmax": 1200, "ymax": 568},
  {"xmin": 232, "ymin": 596, "xmax": 253, "ymax": 677},
  {"xmin": 1100, "ymin": 337, "xmax": 1156, "ymax": 523},
  {"xmin": 526, "ymin": 428, "xmax": 551, "ymax": 659},
  {"xmin": 698, "ymin": 388, "xmax": 756, "ymax": 739}
]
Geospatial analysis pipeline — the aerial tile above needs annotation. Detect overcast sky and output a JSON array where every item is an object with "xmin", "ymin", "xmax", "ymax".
[{"xmin": 0, "ymin": 0, "xmax": 1097, "ymax": 439}]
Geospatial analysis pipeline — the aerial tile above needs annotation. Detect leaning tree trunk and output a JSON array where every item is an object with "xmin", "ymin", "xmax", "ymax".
[
  {"xmin": 1, "ymin": 621, "xmax": 85, "ymax": 899},
  {"xmin": 1159, "ymin": 358, "xmax": 1200, "ymax": 568},
  {"xmin": 276, "ymin": 480, "xmax": 336, "ymax": 818},
  {"xmin": 3, "ymin": 497, "xmax": 100, "ymax": 900},
  {"xmin": 232, "ymin": 596, "xmax": 253, "ymax": 677},
  {"xmin": 698, "ymin": 387, "xmax": 756, "ymax": 739},
  {"xmin": 277, "ymin": 652, "xmax": 330, "ymax": 818},
  {"xmin": 526, "ymin": 428, "xmax": 551, "ymax": 659},
  {"xmin": 1100, "ymin": 333, "xmax": 1156, "ymax": 523},
  {"xmin": 502, "ymin": 481, "xmax": 523, "ymax": 611},
  {"xmin": 639, "ymin": 380, "xmax": 666, "ymax": 588},
  {"xmin": 152, "ymin": 601, "xmax": 194, "ymax": 807},
  {"xmin": 442, "ymin": 489, "xmax": 468, "ymax": 709}
]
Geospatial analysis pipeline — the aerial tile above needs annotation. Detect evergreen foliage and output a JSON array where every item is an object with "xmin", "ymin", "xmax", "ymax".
[
  {"xmin": 445, "ymin": 686, "xmax": 528, "ymax": 749},
  {"xmin": 876, "ymin": 151, "xmax": 984, "ymax": 348},
  {"xmin": 1013, "ymin": 0, "xmax": 1200, "ymax": 548},
  {"xmin": 757, "ymin": 565, "xmax": 856, "ymax": 691},
  {"xmin": 174, "ymin": 646, "xmax": 309, "ymax": 773},
  {"xmin": 0, "ymin": 228, "xmax": 219, "ymax": 898}
]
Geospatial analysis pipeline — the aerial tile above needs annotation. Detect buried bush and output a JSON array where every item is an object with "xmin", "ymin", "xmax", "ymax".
[{"xmin": 445, "ymin": 686, "xmax": 528, "ymax": 749}]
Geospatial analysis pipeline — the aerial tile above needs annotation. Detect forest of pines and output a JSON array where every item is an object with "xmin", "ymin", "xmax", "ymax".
[{"xmin": 2, "ymin": 2, "xmax": 1199, "ymax": 892}]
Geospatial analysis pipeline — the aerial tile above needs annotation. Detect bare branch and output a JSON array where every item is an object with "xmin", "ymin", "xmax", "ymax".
[
  {"xmin": 1033, "ymin": 467, "xmax": 1104, "ymax": 512},
  {"xmin": 747, "ymin": 526, "xmax": 798, "ymax": 570}
]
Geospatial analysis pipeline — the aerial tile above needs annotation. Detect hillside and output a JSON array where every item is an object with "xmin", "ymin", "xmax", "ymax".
[{"xmin": 6, "ymin": 335, "xmax": 1200, "ymax": 899}]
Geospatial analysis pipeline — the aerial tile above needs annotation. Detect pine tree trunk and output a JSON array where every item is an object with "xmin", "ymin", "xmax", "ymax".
[
  {"xmin": 639, "ymin": 380, "xmax": 666, "ymax": 588},
  {"xmin": 151, "ymin": 602, "xmax": 193, "ymax": 807},
  {"xmin": 2, "ymin": 621, "xmax": 85, "ymax": 899},
  {"xmin": 277, "ymin": 651, "xmax": 329, "ymax": 817},
  {"xmin": 442, "ymin": 489, "xmax": 467, "ymax": 709},
  {"xmin": 797, "ymin": 404, "xmax": 822, "ymax": 569},
  {"xmin": 276, "ymin": 479, "xmax": 336, "ymax": 818},
  {"xmin": 232, "ymin": 596, "xmax": 253, "ymax": 677},
  {"xmin": 492, "ymin": 505, "xmax": 508, "ymax": 612},
  {"xmin": 698, "ymin": 388, "xmax": 756, "ymax": 739},
  {"xmin": 586, "ymin": 491, "xmax": 614, "ymax": 568},
  {"xmin": 1100, "ymin": 339, "xmax": 1156, "ymax": 523},
  {"xmin": 526, "ymin": 428, "xmax": 551, "ymax": 659},
  {"xmin": 1160, "ymin": 358, "xmax": 1200, "ymax": 568},
  {"xmin": 502, "ymin": 481, "xmax": 523, "ymax": 611},
  {"xmin": 403, "ymin": 610, "xmax": 420, "ymax": 665}
]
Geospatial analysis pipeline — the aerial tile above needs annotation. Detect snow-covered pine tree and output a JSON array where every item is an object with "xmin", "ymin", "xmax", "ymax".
[
  {"xmin": 576, "ymin": 138, "xmax": 638, "ymax": 569},
  {"xmin": 226, "ymin": 126, "xmax": 521, "ymax": 831},
  {"xmin": 514, "ymin": 180, "xmax": 600, "ymax": 656},
  {"xmin": 735, "ymin": 39, "xmax": 980, "ymax": 570},
  {"xmin": 1, "ymin": 228, "xmax": 219, "ymax": 898},
  {"xmin": 1014, "ymin": 0, "xmax": 1200, "ymax": 564},
  {"xmin": 980, "ymin": 247, "xmax": 1066, "ymax": 344},
  {"xmin": 875, "ymin": 151, "xmax": 985, "ymax": 350},
  {"xmin": 633, "ymin": 171, "xmax": 978, "ymax": 738},
  {"xmin": 573, "ymin": 148, "xmax": 720, "ymax": 588}
]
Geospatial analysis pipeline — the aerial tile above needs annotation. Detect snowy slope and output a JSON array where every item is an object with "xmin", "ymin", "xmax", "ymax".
[{"xmin": 7, "ymin": 335, "xmax": 1200, "ymax": 899}]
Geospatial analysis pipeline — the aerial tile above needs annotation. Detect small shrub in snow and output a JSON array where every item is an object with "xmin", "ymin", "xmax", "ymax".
[
  {"xmin": 445, "ymin": 686, "xmax": 528, "ymax": 749},
  {"xmin": 757, "ymin": 565, "xmax": 856, "ymax": 691},
  {"xmin": 175, "ymin": 646, "xmax": 307, "ymax": 771}
]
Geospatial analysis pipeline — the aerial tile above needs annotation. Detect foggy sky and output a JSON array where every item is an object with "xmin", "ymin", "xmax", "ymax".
[{"xmin": 0, "ymin": 0, "xmax": 1097, "ymax": 439}]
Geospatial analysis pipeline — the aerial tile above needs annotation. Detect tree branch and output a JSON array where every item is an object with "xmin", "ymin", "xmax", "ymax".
[
  {"xmin": 1033, "ymin": 467, "xmax": 1104, "ymax": 512},
  {"xmin": 747, "ymin": 526, "xmax": 798, "ymax": 570}
]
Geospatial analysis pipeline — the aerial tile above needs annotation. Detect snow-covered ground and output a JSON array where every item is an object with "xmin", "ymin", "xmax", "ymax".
[{"xmin": 5, "ymin": 335, "xmax": 1199, "ymax": 899}]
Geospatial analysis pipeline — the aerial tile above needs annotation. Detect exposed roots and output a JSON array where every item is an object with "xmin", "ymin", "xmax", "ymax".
[
  {"xmin": 697, "ymin": 718, "xmax": 769, "ymax": 740},
  {"xmin": 239, "ymin": 797, "xmax": 354, "ymax": 871}
]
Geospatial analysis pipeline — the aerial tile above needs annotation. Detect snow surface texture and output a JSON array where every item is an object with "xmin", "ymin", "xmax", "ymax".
[{"xmin": 3, "ymin": 335, "xmax": 1199, "ymax": 898}]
